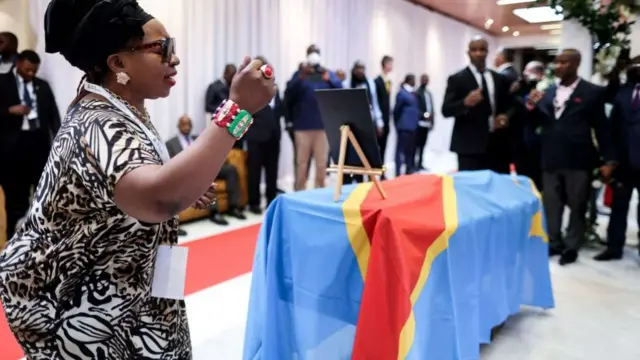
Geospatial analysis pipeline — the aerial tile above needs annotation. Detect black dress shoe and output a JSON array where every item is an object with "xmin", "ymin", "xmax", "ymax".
[
  {"xmin": 249, "ymin": 206, "xmax": 262, "ymax": 215},
  {"xmin": 593, "ymin": 250, "xmax": 623, "ymax": 261},
  {"xmin": 559, "ymin": 250, "xmax": 578, "ymax": 266},
  {"xmin": 549, "ymin": 247, "xmax": 564, "ymax": 257},
  {"xmin": 210, "ymin": 212, "xmax": 229, "ymax": 226},
  {"xmin": 178, "ymin": 228, "xmax": 187, "ymax": 236},
  {"xmin": 228, "ymin": 208, "xmax": 247, "ymax": 220}
]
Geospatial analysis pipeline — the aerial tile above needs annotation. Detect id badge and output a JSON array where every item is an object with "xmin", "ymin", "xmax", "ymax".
[{"xmin": 151, "ymin": 245, "xmax": 189, "ymax": 300}]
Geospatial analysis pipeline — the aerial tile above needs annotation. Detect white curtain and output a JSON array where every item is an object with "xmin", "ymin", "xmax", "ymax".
[{"xmin": 28, "ymin": 0, "xmax": 495, "ymax": 184}]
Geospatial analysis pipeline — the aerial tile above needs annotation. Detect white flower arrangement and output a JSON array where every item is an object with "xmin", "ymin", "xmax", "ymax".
[
  {"xmin": 594, "ymin": 44, "xmax": 622, "ymax": 75},
  {"xmin": 536, "ymin": 64, "xmax": 557, "ymax": 92}
]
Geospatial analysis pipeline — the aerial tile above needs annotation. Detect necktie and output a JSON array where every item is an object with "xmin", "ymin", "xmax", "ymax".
[
  {"xmin": 632, "ymin": 85, "xmax": 640, "ymax": 109},
  {"xmin": 479, "ymin": 70, "xmax": 492, "ymax": 117},
  {"xmin": 185, "ymin": 135, "xmax": 191, "ymax": 145},
  {"xmin": 22, "ymin": 82, "xmax": 39, "ymax": 130}
]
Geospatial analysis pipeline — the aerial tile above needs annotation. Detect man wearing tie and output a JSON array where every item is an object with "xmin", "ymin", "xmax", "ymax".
[
  {"xmin": 594, "ymin": 56, "xmax": 640, "ymax": 261},
  {"xmin": 526, "ymin": 49, "xmax": 614, "ymax": 265},
  {"xmin": 374, "ymin": 55, "xmax": 394, "ymax": 173},
  {"xmin": 245, "ymin": 56, "xmax": 283, "ymax": 214},
  {"xmin": 0, "ymin": 50, "xmax": 61, "ymax": 238},
  {"xmin": 415, "ymin": 73, "xmax": 434, "ymax": 171},
  {"xmin": 442, "ymin": 36, "xmax": 514, "ymax": 173},
  {"xmin": 205, "ymin": 64, "xmax": 242, "ymax": 149},
  {"xmin": 165, "ymin": 116, "xmax": 246, "ymax": 226},
  {"xmin": 393, "ymin": 74, "xmax": 420, "ymax": 176}
]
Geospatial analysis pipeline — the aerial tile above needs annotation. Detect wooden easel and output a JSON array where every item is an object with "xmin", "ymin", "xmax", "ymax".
[{"xmin": 327, "ymin": 125, "xmax": 387, "ymax": 201}]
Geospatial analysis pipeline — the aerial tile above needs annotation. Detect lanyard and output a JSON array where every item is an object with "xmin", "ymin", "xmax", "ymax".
[{"xmin": 83, "ymin": 82, "xmax": 170, "ymax": 163}]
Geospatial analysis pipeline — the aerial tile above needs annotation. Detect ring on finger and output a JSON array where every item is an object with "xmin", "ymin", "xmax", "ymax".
[{"xmin": 260, "ymin": 64, "xmax": 274, "ymax": 79}]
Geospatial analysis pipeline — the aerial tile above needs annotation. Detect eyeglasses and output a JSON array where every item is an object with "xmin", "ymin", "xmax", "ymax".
[{"xmin": 129, "ymin": 37, "xmax": 176, "ymax": 63}]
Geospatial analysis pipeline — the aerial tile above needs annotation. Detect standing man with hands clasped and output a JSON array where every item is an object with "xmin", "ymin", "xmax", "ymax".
[
  {"xmin": 525, "ymin": 48, "xmax": 615, "ymax": 266},
  {"xmin": 442, "ymin": 36, "xmax": 514, "ymax": 173}
]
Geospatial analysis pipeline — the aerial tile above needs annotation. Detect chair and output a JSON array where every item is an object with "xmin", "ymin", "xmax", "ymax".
[{"xmin": 178, "ymin": 148, "xmax": 248, "ymax": 223}]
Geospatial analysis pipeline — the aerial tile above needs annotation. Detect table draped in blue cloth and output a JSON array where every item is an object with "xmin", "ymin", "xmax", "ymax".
[{"xmin": 243, "ymin": 172, "xmax": 555, "ymax": 360}]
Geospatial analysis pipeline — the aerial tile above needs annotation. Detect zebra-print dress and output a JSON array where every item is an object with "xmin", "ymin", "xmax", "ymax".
[{"xmin": 0, "ymin": 100, "xmax": 192, "ymax": 359}]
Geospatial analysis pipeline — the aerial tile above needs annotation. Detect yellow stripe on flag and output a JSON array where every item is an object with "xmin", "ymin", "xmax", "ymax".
[
  {"xmin": 528, "ymin": 178, "xmax": 548, "ymax": 243},
  {"xmin": 397, "ymin": 175, "xmax": 459, "ymax": 359},
  {"xmin": 343, "ymin": 183, "xmax": 373, "ymax": 280}
]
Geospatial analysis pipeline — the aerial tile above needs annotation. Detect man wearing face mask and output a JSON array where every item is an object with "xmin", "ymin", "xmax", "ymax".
[
  {"xmin": 342, "ymin": 60, "xmax": 383, "ymax": 184},
  {"xmin": 594, "ymin": 56, "xmax": 640, "ymax": 261},
  {"xmin": 285, "ymin": 44, "xmax": 343, "ymax": 190}
]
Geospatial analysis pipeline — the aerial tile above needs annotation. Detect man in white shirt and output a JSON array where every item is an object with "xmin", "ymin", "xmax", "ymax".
[
  {"xmin": 525, "ymin": 48, "xmax": 615, "ymax": 265},
  {"xmin": 0, "ymin": 50, "xmax": 60, "ymax": 239},
  {"xmin": 493, "ymin": 47, "xmax": 519, "ymax": 84},
  {"xmin": 442, "ymin": 36, "xmax": 514, "ymax": 173}
]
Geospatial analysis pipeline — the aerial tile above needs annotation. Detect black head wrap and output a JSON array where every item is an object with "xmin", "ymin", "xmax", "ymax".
[{"xmin": 44, "ymin": 0, "xmax": 154, "ymax": 74}]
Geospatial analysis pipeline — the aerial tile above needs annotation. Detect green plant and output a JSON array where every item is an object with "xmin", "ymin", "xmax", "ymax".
[{"xmin": 535, "ymin": 0, "xmax": 636, "ymax": 49}]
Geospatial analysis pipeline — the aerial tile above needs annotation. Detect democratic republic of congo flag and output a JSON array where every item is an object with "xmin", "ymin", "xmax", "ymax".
[{"xmin": 243, "ymin": 172, "xmax": 554, "ymax": 360}]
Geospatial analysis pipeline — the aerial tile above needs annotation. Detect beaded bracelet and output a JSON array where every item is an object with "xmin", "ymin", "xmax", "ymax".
[{"xmin": 212, "ymin": 99, "xmax": 253, "ymax": 140}]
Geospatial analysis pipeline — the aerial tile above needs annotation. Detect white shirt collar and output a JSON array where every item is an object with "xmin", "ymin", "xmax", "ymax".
[
  {"xmin": 402, "ymin": 83, "xmax": 414, "ymax": 92},
  {"xmin": 556, "ymin": 77, "xmax": 581, "ymax": 89},
  {"xmin": 468, "ymin": 63, "xmax": 488, "ymax": 75}
]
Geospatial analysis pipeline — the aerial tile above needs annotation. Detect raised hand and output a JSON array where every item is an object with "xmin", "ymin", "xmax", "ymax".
[
  {"xmin": 229, "ymin": 56, "xmax": 277, "ymax": 114},
  {"xmin": 463, "ymin": 88, "xmax": 483, "ymax": 107}
]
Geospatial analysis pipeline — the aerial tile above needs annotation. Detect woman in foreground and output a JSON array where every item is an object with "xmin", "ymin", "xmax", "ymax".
[{"xmin": 0, "ymin": 0, "xmax": 275, "ymax": 358}]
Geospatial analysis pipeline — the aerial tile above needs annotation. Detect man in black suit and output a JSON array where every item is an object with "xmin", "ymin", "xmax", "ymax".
[
  {"xmin": 166, "ymin": 115, "xmax": 246, "ymax": 226},
  {"xmin": 205, "ymin": 64, "xmax": 242, "ymax": 149},
  {"xmin": 526, "ymin": 49, "xmax": 614, "ymax": 265},
  {"xmin": 0, "ymin": 32, "xmax": 18, "ymax": 74},
  {"xmin": 442, "ymin": 36, "xmax": 514, "ymax": 173},
  {"xmin": 493, "ymin": 47, "xmax": 519, "ymax": 84},
  {"xmin": 594, "ymin": 56, "xmax": 640, "ymax": 261},
  {"xmin": 374, "ymin": 55, "xmax": 393, "ymax": 174},
  {"xmin": 415, "ymin": 73, "xmax": 434, "ymax": 170},
  {"xmin": 245, "ymin": 56, "xmax": 283, "ymax": 214},
  {"xmin": 0, "ymin": 50, "xmax": 60, "ymax": 238}
]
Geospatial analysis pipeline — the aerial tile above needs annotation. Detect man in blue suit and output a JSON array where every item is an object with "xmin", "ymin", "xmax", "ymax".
[
  {"xmin": 393, "ymin": 74, "xmax": 420, "ymax": 176},
  {"xmin": 526, "ymin": 48, "xmax": 615, "ymax": 265},
  {"xmin": 594, "ymin": 56, "xmax": 640, "ymax": 261}
]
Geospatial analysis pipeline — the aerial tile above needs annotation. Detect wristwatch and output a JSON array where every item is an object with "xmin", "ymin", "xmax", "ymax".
[{"xmin": 212, "ymin": 100, "xmax": 253, "ymax": 139}]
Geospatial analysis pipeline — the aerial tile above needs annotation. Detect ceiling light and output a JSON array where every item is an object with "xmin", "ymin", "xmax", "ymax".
[
  {"xmin": 497, "ymin": 0, "xmax": 535, "ymax": 5},
  {"xmin": 540, "ymin": 23, "xmax": 562, "ymax": 30},
  {"xmin": 549, "ymin": 29, "xmax": 561, "ymax": 35},
  {"xmin": 513, "ymin": 6, "xmax": 564, "ymax": 23},
  {"xmin": 502, "ymin": 26, "xmax": 509, "ymax": 32},
  {"xmin": 513, "ymin": 31, "xmax": 520, "ymax": 36}
]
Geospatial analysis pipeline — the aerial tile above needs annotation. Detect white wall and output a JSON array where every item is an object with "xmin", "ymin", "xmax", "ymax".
[{"xmin": 0, "ymin": 0, "xmax": 34, "ymax": 49}]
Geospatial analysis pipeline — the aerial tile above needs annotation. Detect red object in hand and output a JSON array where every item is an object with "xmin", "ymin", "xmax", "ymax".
[
  {"xmin": 260, "ymin": 64, "xmax": 274, "ymax": 79},
  {"xmin": 603, "ymin": 184, "xmax": 613, "ymax": 208}
]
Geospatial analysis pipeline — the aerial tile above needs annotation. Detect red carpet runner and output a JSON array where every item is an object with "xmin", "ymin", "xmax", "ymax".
[{"xmin": 0, "ymin": 224, "xmax": 261, "ymax": 360}]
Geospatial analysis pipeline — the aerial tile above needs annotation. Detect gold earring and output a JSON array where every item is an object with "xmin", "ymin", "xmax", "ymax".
[{"xmin": 116, "ymin": 72, "xmax": 130, "ymax": 85}]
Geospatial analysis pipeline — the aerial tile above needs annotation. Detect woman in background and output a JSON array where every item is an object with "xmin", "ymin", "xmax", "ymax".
[
  {"xmin": 393, "ymin": 74, "xmax": 420, "ymax": 176},
  {"xmin": 0, "ymin": 0, "xmax": 275, "ymax": 358}
]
